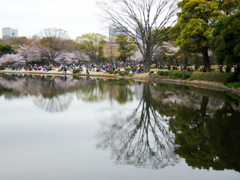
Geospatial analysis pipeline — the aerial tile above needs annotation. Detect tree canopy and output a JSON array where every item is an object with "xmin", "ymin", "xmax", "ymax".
[
  {"xmin": 115, "ymin": 34, "xmax": 137, "ymax": 62},
  {"xmin": 171, "ymin": 0, "xmax": 223, "ymax": 72},
  {"xmin": 76, "ymin": 33, "xmax": 106, "ymax": 62},
  {"xmin": 210, "ymin": 12, "xmax": 240, "ymax": 65},
  {"xmin": 0, "ymin": 42, "xmax": 15, "ymax": 57}
]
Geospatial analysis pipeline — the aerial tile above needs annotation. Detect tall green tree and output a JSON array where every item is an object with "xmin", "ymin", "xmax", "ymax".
[
  {"xmin": 217, "ymin": 0, "xmax": 240, "ymax": 15},
  {"xmin": 115, "ymin": 34, "xmax": 137, "ymax": 62},
  {"xmin": 171, "ymin": 0, "xmax": 223, "ymax": 72},
  {"xmin": 210, "ymin": 12, "xmax": 240, "ymax": 65},
  {"xmin": 76, "ymin": 33, "xmax": 106, "ymax": 62}
]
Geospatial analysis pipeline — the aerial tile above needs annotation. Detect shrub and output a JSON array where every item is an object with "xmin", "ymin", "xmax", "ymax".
[
  {"xmin": 114, "ymin": 71, "xmax": 118, "ymax": 74},
  {"xmin": 72, "ymin": 69, "xmax": 81, "ymax": 74},
  {"xmin": 222, "ymin": 73, "xmax": 239, "ymax": 85},
  {"xmin": 168, "ymin": 71, "xmax": 191, "ymax": 79},
  {"xmin": 189, "ymin": 77, "xmax": 194, "ymax": 81},
  {"xmin": 124, "ymin": 70, "xmax": 129, "ymax": 75},
  {"xmin": 157, "ymin": 70, "xmax": 191, "ymax": 79},
  {"xmin": 108, "ymin": 70, "xmax": 114, "ymax": 74},
  {"xmin": 157, "ymin": 71, "xmax": 170, "ymax": 76},
  {"xmin": 181, "ymin": 71, "xmax": 192, "ymax": 79},
  {"xmin": 190, "ymin": 72, "xmax": 225, "ymax": 82},
  {"xmin": 227, "ymin": 82, "xmax": 240, "ymax": 88},
  {"xmin": 119, "ymin": 72, "xmax": 124, "ymax": 76}
]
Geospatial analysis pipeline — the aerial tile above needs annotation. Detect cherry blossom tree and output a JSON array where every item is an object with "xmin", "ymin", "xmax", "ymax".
[
  {"xmin": 0, "ymin": 53, "xmax": 25, "ymax": 66},
  {"xmin": 131, "ymin": 49, "xmax": 143, "ymax": 62},
  {"xmin": 18, "ymin": 46, "xmax": 41, "ymax": 64}
]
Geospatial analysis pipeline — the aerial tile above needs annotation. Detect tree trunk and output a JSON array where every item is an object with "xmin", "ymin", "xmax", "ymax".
[
  {"xmin": 202, "ymin": 47, "xmax": 211, "ymax": 72},
  {"xmin": 143, "ymin": 60, "xmax": 151, "ymax": 72},
  {"xmin": 143, "ymin": 52, "xmax": 151, "ymax": 72}
]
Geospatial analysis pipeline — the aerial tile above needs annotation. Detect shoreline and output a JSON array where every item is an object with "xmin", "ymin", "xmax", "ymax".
[{"xmin": 1, "ymin": 69, "xmax": 239, "ymax": 96}]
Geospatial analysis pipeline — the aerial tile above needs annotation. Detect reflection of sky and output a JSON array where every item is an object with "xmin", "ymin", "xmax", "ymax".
[{"xmin": 0, "ymin": 94, "xmax": 240, "ymax": 179}]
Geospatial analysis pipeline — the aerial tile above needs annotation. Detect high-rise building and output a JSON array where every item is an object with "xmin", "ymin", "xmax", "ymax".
[
  {"xmin": 109, "ymin": 27, "xmax": 128, "ymax": 39},
  {"xmin": 2, "ymin": 27, "xmax": 18, "ymax": 39}
]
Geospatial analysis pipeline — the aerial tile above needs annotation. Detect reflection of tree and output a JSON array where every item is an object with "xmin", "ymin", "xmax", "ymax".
[
  {"xmin": 0, "ymin": 85, "xmax": 12, "ymax": 97},
  {"xmin": 113, "ymin": 80, "xmax": 134, "ymax": 104},
  {"xmin": 34, "ymin": 94, "xmax": 73, "ymax": 113},
  {"xmin": 0, "ymin": 74, "xmax": 77, "ymax": 112},
  {"xmin": 169, "ymin": 97, "xmax": 240, "ymax": 172},
  {"xmin": 97, "ymin": 83, "xmax": 179, "ymax": 169},
  {"xmin": 76, "ymin": 79, "xmax": 134, "ymax": 104},
  {"xmin": 76, "ymin": 79, "xmax": 104, "ymax": 102}
]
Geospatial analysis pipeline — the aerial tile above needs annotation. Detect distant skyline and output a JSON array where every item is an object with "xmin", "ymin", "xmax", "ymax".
[{"xmin": 0, "ymin": 0, "xmax": 107, "ymax": 39}]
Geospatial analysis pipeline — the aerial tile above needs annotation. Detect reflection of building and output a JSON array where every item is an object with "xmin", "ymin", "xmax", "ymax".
[
  {"xmin": 109, "ymin": 27, "xmax": 128, "ymax": 39},
  {"xmin": 2, "ymin": 27, "xmax": 18, "ymax": 40},
  {"xmin": 135, "ymin": 83, "xmax": 143, "ymax": 100}
]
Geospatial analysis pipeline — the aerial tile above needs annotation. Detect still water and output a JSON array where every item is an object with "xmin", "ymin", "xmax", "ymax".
[{"xmin": 0, "ymin": 73, "xmax": 239, "ymax": 180}]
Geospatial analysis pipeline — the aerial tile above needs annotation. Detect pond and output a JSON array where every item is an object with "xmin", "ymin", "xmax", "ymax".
[{"xmin": 0, "ymin": 73, "xmax": 239, "ymax": 180}]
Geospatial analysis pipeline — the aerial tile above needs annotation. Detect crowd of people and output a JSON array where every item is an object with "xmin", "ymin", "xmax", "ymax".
[{"xmin": 1, "ymin": 62, "xmax": 240, "ymax": 75}]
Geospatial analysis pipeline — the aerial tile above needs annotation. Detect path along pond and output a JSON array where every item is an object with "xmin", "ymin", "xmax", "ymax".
[{"xmin": 0, "ymin": 73, "xmax": 239, "ymax": 180}]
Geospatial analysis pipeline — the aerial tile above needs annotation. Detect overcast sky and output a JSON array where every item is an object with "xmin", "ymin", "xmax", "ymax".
[{"xmin": 0, "ymin": 0, "xmax": 107, "ymax": 39}]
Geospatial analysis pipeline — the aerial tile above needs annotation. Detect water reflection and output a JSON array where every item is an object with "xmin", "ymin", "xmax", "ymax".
[
  {"xmin": 0, "ymin": 74, "xmax": 135, "ymax": 112},
  {"xmin": 169, "ymin": 98, "xmax": 240, "ymax": 172},
  {"xmin": 97, "ymin": 83, "xmax": 180, "ymax": 169},
  {"xmin": 153, "ymin": 84, "xmax": 240, "ymax": 172},
  {"xmin": 0, "ymin": 73, "xmax": 239, "ymax": 172}
]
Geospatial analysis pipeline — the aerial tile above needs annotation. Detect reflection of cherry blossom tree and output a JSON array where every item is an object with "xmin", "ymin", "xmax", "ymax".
[
  {"xmin": 0, "ymin": 74, "xmax": 84, "ymax": 112},
  {"xmin": 97, "ymin": 83, "xmax": 179, "ymax": 169}
]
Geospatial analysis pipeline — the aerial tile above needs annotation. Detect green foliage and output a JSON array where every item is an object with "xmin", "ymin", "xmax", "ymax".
[
  {"xmin": 152, "ymin": 26, "xmax": 171, "ymax": 45},
  {"xmin": 190, "ymin": 72, "xmax": 225, "ymax": 82},
  {"xmin": 158, "ymin": 70, "xmax": 191, "ymax": 79},
  {"xmin": 115, "ymin": 34, "xmax": 137, "ymax": 62},
  {"xmin": 72, "ymin": 69, "xmax": 81, "ymax": 74},
  {"xmin": 189, "ymin": 77, "xmax": 194, "ymax": 81},
  {"xmin": 218, "ymin": 0, "xmax": 240, "ymax": 15},
  {"xmin": 108, "ymin": 70, "xmax": 114, "ymax": 74},
  {"xmin": 222, "ymin": 73, "xmax": 239, "ymax": 85},
  {"xmin": 124, "ymin": 70, "xmax": 129, "ymax": 75},
  {"xmin": 174, "ymin": 0, "xmax": 222, "ymax": 52},
  {"xmin": 227, "ymin": 82, "xmax": 240, "ymax": 88},
  {"xmin": 169, "ymin": 71, "xmax": 192, "ymax": 79},
  {"xmin": 210, "ymin": 12, "xmax": 240, "ymax": 65},
  {"xmin": 119, "ymin": 72, "xmax": 125, "ymax": 76},
  {"xmin": 0, "ymin": 42, "xmax": 15, "ymax": 57},
  {"xmin": 157, "ymin": 71, "xmax": 170, "ymax": 76},
  {"xmin": 76, "ymin": 33, "xmax": 106, "ymax": 62},
  {"xmin": 171, "ymin": 0, "xmax": 223, "ymax": 72}
]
